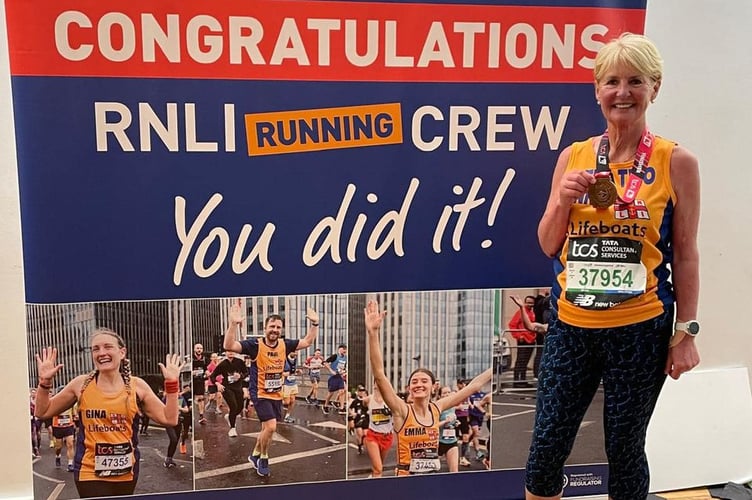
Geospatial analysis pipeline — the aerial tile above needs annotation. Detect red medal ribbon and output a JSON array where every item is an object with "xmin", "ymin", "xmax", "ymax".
[{"xmin": 595, "ymin": 128, "xmax": 655, "ymax": 204}]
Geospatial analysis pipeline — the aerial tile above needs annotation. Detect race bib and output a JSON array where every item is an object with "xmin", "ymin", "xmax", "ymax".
[
  {"xmin": 566, "ymin": 237, "xmax": 647, "ymax": 309},
  {"xmin": 57, "ymin": 415, "xmax": 72, "ymax": 426},
  {"xmin": 409, "ymin": 451, "xmax": 440, "ymax": 474},
  {"xmin": 94, "ymin": 442, "xmax": 133, "ymax": 477},
  {"xmin": 371, "ymin": 413, "xmax": 390, "ymax": 425},
  {"xmin": 286, "ymin": 374, "xmax": 297, "ymax": 383},
  {"xmin": 264, "ymin": 373, "xmax": 282, "ymax": 392},
  {"xmin": 192, "ymin": 368, "xmax": 204, "ymax": 377},
  {"xmin": 442, "ymin": 427, "xmax": 457, "ymax": 439}
]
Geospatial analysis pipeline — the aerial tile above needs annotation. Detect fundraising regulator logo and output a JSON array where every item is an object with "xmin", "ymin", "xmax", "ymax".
[
  {"xmin": 244, "ymin": 103, "xmax": 403, "ymax": 156},
  {"xmin": 563, "ymin": 472, "xmax": 603, "ymax": 489}
]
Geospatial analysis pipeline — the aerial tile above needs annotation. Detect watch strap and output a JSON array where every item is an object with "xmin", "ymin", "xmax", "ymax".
[
  {"xmin": 669, "ymin": 331, "xmax": 686, "ymax": 348},
  {"xmin": 674, "ymin": 320, "xmax": 699, "ymax": 336}
]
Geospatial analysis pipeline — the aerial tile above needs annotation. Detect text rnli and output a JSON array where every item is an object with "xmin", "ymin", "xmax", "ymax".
[{"xmin": 244, "ymin": 103, "xmax": 402, "ymax": 156}]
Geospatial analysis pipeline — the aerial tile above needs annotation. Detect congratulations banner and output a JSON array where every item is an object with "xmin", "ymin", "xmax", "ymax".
[
  {"xmin": 7, "ymin": 1, "xmax": 644, "ymax": 498},
  {"xmin": 6, "ymin": 0, "xmax": 644, "ymax": 304}
]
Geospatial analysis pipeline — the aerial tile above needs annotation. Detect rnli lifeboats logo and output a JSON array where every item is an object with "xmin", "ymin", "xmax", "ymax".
[
  {"xmin": 110, "ymin": 413, "xmax": 127, "ymax": 425},
  {"xmin": 244, "ymin": 103, "xmax": 403, "ymax": 156},
  {"xmin": 426, "ymin": 428, "xmax": 439, "ymax": 441},
  {"xmin": 614, "ymin": 199, "xmax": 649, "ymax": 220}
]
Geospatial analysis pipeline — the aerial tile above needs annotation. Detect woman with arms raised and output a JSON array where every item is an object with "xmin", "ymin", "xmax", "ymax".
[
  {"xmin": 34, "ymin": 328, "xmax": 184, "ymax": 498},
  {"xmin": 364, "ymin": 300, "xmax": 492, "ymax": 476}
]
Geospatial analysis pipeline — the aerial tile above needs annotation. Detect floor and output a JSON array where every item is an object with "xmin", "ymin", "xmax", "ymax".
[
  {"xmin": 657, "ymin": 489, "xmax": 715, "ymax": 500},
  {"xmin": 577, "ymin": 488, "xmax": 717, "ymax": 500}
]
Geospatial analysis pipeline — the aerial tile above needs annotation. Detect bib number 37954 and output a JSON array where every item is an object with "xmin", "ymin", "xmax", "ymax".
[{"xmin": 565, "ymin": 237, "xmax": 646, "ymax": 310}]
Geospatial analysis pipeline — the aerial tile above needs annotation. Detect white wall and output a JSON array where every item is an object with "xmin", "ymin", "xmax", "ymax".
[
  {"xmin": 646, "ymin": 0, "xmax": 752, "ymax": 372},
  {"xmin": 1, "ymin": 1, "xmax": 750, "ymax": 498},
  {"xmin": 642, "ymin": 0, "xmax": 752, "ymax": 490},
  {"xmin": 0, "ymin": 0, "xmax": 34, "ymax": 497}
]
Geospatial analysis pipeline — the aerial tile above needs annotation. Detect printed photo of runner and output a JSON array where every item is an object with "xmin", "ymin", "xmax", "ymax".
[
  {"xmin": 193, "ymin": 295, "xmax": 347, "ymax": 489},
  {"xmin": 347, "ymin": 290, "xmax": 494, "ymax": 478},
  {"xmin": 26, "ymin": 300, "xmax": 194, "ymax": 499},
  {"xmin": 491, "ymin": 288, "xmax": 608, "ymax": 473}
]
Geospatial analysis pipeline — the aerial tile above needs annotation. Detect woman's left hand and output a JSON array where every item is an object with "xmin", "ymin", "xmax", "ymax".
[
  {"xmin": 665, "ymin": 336, "xmax": 700, "ymax": 380},
  {"xmin": 159, "ymin": 354, "xmax": 185, "ymax": 381}
]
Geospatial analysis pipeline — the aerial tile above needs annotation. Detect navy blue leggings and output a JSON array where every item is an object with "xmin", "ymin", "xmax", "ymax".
[{"xmin": 525, "ymin": 308, "xmax": 672, "ymax": 500}]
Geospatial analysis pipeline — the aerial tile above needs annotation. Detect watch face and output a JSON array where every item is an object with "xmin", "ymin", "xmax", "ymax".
[{"xmin": 688, "ymin": 322, "xmax": 700, "ymax": 335}]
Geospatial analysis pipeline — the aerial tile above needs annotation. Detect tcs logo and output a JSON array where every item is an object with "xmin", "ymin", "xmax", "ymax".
[
  {"xmin": 96, "ymin": 444, "xmax": 116, "ymax": 455},
  {"xmin": 570, "ymin": 240, "xmax": 598, "ymax": 259}
]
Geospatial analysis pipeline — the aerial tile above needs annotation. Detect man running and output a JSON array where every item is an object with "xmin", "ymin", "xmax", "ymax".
[
  {"xmin": 223, "ymin": 303, "xmax": 319, "ymax": 477},
  {"xmin": 52, "ymin": 405, "xmax": 76, "ymax": 472},
  {"xmin": 303, "ymin": 348, "xmax": 324, "ymax": 405},
  {"xmin": 322, "ymin": 344, "xmax": 348, "ymax": 415},
  {"xmin": 468, "ymin": 387, "xmax": 488, "ymax": 461},
  {"xmin": 281, "ymin": 351, "xmax": 300, "ymax": 423},
  {"xmin": 191, "ymin": 343, "xmax": 209, "ymax": 424}
]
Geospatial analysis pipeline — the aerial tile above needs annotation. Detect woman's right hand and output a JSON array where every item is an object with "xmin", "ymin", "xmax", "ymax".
[
  {"xmin": 364, "ymin": 300, "xmax": 386, "ymax": 334},
  {"xmin": 558, "ymin": 170, "xmax": 595, "ymax": 207},
  {"xmin": 35, "ymin": 347, "xmax": 63, "ymax": 382}
]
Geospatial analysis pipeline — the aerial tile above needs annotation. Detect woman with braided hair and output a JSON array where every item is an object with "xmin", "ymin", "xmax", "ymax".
[{"xmin": 33, "ymin": 328, "xmax": 185, "ymax": 498}]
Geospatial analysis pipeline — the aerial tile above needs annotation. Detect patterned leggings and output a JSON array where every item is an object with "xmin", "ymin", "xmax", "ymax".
[{"xmin": 525, "ymin": 307, "xmax": 672, "ymax": 500}]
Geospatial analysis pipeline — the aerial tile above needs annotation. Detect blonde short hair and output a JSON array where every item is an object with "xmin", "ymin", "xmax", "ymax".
[{"xmin": 594, "ymin": 32, "xmax": 663, "ymax": 84}]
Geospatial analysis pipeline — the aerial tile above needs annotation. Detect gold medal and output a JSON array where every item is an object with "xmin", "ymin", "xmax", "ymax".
[{"xmin": 588, "ymin": 174, "xmax": 617, "ymax": 209}]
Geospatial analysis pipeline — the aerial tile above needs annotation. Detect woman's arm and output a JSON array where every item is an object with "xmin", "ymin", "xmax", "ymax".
[
  {"xmin": 364, "ymin": 300, "xmax": 408, "ymax": 427},
  {"xmin": 538, "ymin": 146, "xmax": 595, "ymax": 257},
  {"xmin": 437, "ymin": 368, "xmax": 493, "ymax": 412},
  {"xmin": 34, "ymin": 377, "xmax": 83, "ymax": 420},
  {"xmin": 138, "ymin": 354, "xmax": 185, "ymax": 426},
  {"xmin": 438, "ymin": 411, "xmax": 456, "ymax": 427},
  {"xmin": 33, "ymin": 347, "xmax": 80, "ymax": 419},
  {"xmin": 210, "ymin": 360, "xmax": 227, "ymax": 384},
  {"xmin": 239, "ymin": 359, "xmax": 249, "ymax": 378},
  {"xmin": 665, "ymin": 145, "xmax": 701, "ymax": 379},
  {"xmin": 510, "ymin": 295, "xmax": 547, "ymax": 333},
  {"xmin": 210, "ymin": 360, "xmax": 228, "ymax": 392}
]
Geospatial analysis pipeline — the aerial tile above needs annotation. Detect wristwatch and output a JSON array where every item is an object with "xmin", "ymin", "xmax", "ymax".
[{"xmin": 675, "ymin": 320, "xmax": 700, "ymax": 337}]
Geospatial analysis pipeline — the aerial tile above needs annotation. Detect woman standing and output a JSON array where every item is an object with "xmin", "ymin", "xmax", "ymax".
[
  {"xmin": 34, "ymin": 328, "xmax": 184, "ymax": 498},
  {"xmin": 437, "ymin": 386, "xmax": 460, "ymax": 472},
  {"xmin": 361, "ymin": 384, "xmax": 394, "ymax": 477},
  {"xmin": 528, "ymin": 33, "xmax": 700, "ymax": 500},
  {"xmin": 364, "ymin": 300, "xmax": 492, "ymax": 476},
  {"xmin": 348, "ymin": 385, "xmax": 369, "ymax": 453},
  {"xmin": 209, "ymin": 350, "xmax": 248, "ymax": 437},
  {"xmin": 163, "ymin": 384, "xmax": 192, "ymax": 468}
]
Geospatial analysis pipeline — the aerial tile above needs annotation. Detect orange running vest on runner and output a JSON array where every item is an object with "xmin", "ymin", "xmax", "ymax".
[
  {"xmin": 74, "ymin": 379, "xmax": 140, "ymax": 482},
  {"xmin": 553, "ymin": 135, "xmax": 677, "ymax": 328}
]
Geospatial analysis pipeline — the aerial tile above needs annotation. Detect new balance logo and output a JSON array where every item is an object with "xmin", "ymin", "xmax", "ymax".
[{"xmin": 572, "ymin": 294, "xmax": 596, "ymax": 307}]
